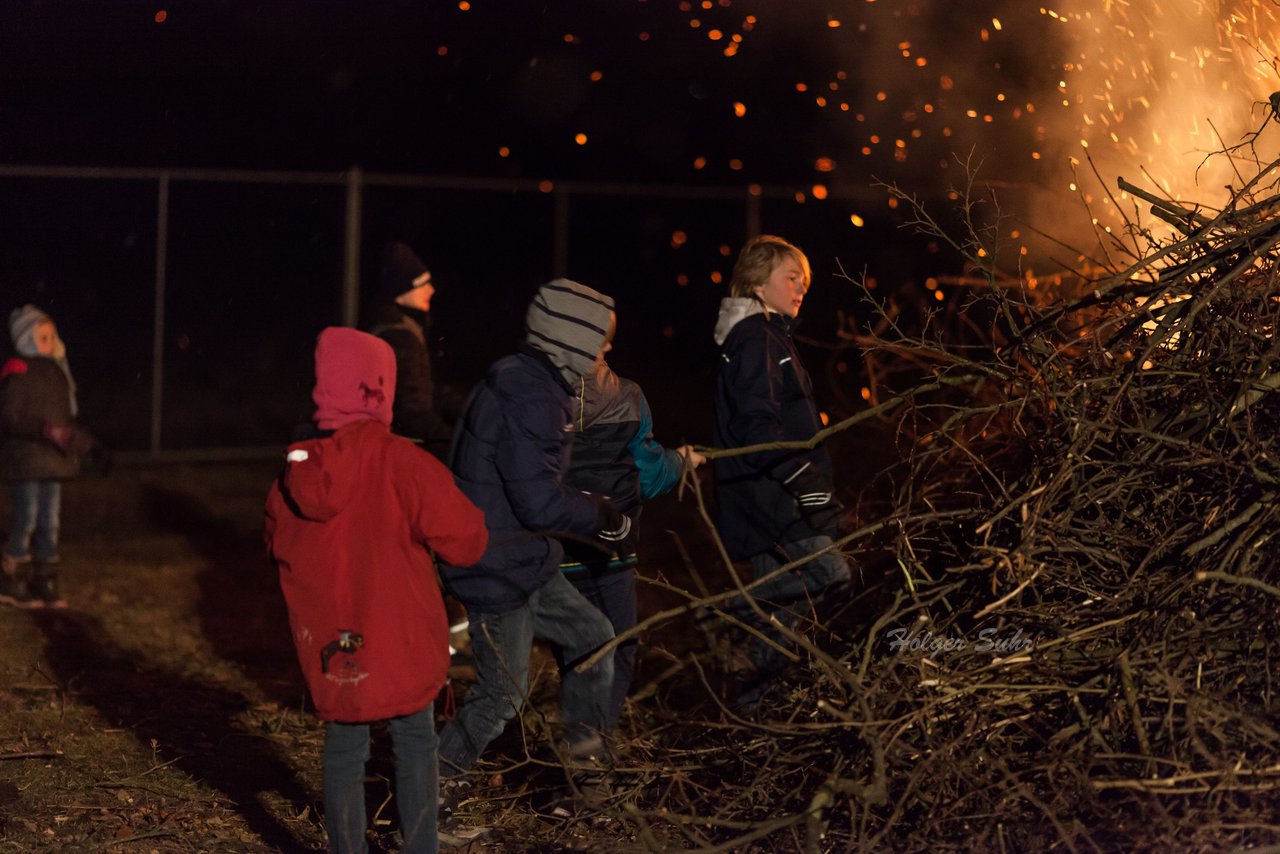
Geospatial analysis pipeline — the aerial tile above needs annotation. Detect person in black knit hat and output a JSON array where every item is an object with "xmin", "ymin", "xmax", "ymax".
[{"xmin": 362, "ymin": 241, "xmax": 452, "ymax": 459}]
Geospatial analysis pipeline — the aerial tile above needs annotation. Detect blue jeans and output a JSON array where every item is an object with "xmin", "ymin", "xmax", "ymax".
[
  {"xmin": 323, "ymin": 707, "xmax": 438, "ymax": 854},
  {"xmin": 735, "ymin": 535, "xmax": 851, "ymax": 701},
  {"xmin": 439, "ymin": 572, "xmax": 615, "ymax": 776},
  {"xmin": 5, "ymin": 480, "xmax": 61, "ymax": 563},
  {"xmin": 565, "ymin": 567, "xmax": 637, "ymax": 733}
]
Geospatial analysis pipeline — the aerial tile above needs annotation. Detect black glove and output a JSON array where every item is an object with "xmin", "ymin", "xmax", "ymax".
[
  {"xmin": 783, "ymin": 466, "xmax": 845, "ymax": 536},
  {"xmin": 593, "ymin": 496, "xmax": 638, "ymax": 559}
]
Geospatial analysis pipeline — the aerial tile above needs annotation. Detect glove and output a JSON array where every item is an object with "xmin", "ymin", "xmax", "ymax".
[
  {"xmin": 594, "ymin": 495, "xmax": 638, "ymax": 559},
  {"xmin": 42, "ymin": 422, "xmax": 96, "ymax": 458},
  {"xmin": 41, "ymin": 422, "xmax": 73, "ymax": 454},
  {"xmin": 783, "ymin": 466, "xmax": 845, "ymax": 536}
]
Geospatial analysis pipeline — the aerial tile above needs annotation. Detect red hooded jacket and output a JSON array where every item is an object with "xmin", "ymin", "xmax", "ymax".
[{"xmin": 265, "ymin": 328, "xmax": 487, "ymax": 722}]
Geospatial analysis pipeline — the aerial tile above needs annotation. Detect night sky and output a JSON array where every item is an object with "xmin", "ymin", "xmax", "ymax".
[{"xmin": 1, "ymin": 1, "xmax": 1050, "ymax": 187}]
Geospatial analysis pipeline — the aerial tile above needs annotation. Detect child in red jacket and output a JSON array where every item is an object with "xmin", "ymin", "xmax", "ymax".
[{"xmin": 265, "ymin": 327, "xmax": 487, "ymax": 854}]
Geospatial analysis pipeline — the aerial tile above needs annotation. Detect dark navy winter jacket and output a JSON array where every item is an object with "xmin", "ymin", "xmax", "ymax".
[
  {"xmin": 713, "ymin": 301, "xmax": 835, "ymax": 560},
  {"xmin": 439, "ymin": 346, "xmax": 600, "ymax": 613}
]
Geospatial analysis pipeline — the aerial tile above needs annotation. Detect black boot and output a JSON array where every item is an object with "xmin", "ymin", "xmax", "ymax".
[
  {"xmin": 30, "ymin": 563, "xmax": 66, "ymax": 609},
  {"xmin": 0, "ymin": 557, "xmax": 41, "ymax": 609}
]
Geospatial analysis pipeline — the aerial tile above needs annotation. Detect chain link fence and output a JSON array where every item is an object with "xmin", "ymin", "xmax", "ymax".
[{"xmin": 0, "ymin": 164, "xmax": 890, "ymax": 461}]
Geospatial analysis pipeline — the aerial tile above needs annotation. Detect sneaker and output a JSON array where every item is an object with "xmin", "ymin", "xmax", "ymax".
[
  {"xmin": 437, "ymin": 779, "xmax": 490, "ymax": 845},
  {"xmin": 0, "ymin": 567, "xmax": 41, "ymax": 609},
  {"xmin": 437, "ymin": 824, "xmax": 490, "ymax": 847},
  {"xmin": 30, "ymin": 573, "xmax": 66, "ymax": 609},
  {"xmin": 550, "ymin": 775, "xmax": 618, "ymax": 819},
  {"xmin": 437, "ymin": 777, "xmax": 470, "ymax": 818},
  {"xmin": 553, "ymin": 751, "xmax": 616, "ymax": 817}
]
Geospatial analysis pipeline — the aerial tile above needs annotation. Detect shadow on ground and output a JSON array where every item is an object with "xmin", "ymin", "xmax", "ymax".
[
  {"xmin": 30, "ymin": 608, "xmax": 317, "ymax": 850},
  {"xmin": 142, "ymin": 481, "xmax": 305, "ymax": 709}
]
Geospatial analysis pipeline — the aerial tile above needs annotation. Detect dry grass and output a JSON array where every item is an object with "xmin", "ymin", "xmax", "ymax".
[{"xmin": 0, "ymin": 462, "xmax": 331, "ymax": 852}]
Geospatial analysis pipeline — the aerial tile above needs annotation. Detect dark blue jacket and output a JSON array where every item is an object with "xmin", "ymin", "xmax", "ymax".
[
  {"xmin": 439, "ymin": 346, "xmax": 600, "ymax": 613},
  {"xmin": 561, "ymin": 364, "xmax": 684, "ymax": 574},
  {"xmin": 713, "ymin": 305, "xmax": 835, "ymax": 560}
]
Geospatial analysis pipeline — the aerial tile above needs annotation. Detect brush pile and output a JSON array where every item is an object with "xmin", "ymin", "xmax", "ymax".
[{"xmin": 618, "ymin": 159, "xmax": 1280, "ymax": 850}]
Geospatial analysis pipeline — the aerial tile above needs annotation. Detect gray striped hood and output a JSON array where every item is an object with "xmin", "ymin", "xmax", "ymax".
[{"xmin": 525, "ymin": 278, "xmax": 615, "ymax": 385}]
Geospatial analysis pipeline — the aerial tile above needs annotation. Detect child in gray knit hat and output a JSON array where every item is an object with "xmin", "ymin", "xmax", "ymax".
[{"xmin": 1, "ymin": 306, "xmax": 89, "ymax": 608}]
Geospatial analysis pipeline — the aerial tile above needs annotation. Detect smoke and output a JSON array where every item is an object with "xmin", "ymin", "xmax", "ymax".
[
  {"xmin": 794, "ymin": 0, "xmax": 1280, "ymax": 268},
  {"xmin": 1053, "ymin": 0, "xmax": 1280, "ymax": 250},
  {"xmin": 995, "ymin": 0, "xmax": 1280, "ymax": 267}
]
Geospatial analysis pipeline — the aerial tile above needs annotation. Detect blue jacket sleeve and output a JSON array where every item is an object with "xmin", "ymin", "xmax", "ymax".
[{"xmin": 628, "ymin": 393, "xmax": 684, "ymax": 500}]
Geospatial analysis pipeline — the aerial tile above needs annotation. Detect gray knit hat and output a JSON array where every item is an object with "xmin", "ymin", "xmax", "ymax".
[
  {"xmin": 10, "ymin": 305, "xmax": 63, "ymax": 360},
  {"xmin": 525, "ymin": 279, "xmax": 615, "ymax": 383},
  {"xmin": 9, "ymin": 304, "xmax": 76, "ymax": 415}
]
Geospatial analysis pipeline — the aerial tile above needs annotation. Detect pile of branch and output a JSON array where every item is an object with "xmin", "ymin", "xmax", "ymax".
[{"xmin": 607, "ymin": 159, "xmax": 1280, "ymax": 850}]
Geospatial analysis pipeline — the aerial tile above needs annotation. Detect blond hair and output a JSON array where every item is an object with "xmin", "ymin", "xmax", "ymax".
[{"xmin": 727, "ymin": 234, "xmax": 812, "ymax": 300}]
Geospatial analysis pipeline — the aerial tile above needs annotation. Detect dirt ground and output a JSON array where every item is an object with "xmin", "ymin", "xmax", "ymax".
[{"xmin": 0, "ymin": 459, "xmax": 732, "ymax": 853}]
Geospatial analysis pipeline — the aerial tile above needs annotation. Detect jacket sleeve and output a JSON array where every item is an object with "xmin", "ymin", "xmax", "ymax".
[
  {"xmin": 382, "ymin": 328, "xmax": 449, "ymax": 441},
  {"xmin": 495, "ymin": 378, "xmax": 599, "ymax": 536},
  {"xmin": 722, "ymin": 329, "xmax": 810, "ymax": 483},
  {"xmin": 263, "ymin": 482, "xmax": 279, "ymax": 554},
  {"xmin": 1, "ymin": 368, "xmax": 58, "ymax": 441},
  {"xmin": 628, "ymin": 392, "xmax": 684, "ymax": 500},
  {"xmin": 395, "ymin": 443, "xmax": 489, "ymax": 567}
]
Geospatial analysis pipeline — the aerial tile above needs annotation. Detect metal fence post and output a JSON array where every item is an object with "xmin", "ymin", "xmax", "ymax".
[
  {"xmin": 342, "ymin": 166, "xmax": 363, "ymax": 327},
  {"xmin": 150, "ymin": 172, "xmax": 170, "ymax": 457}
]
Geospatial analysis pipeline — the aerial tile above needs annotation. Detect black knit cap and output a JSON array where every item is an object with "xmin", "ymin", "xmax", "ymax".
[{"xmin": 379, "ymin": 241, "xmax": 430, "ymax": 297}]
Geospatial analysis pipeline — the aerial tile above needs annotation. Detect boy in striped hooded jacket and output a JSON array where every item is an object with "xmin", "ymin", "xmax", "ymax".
[{"xmin": 437, "ymin": 279, "xmax": 634, "ymax": 811}]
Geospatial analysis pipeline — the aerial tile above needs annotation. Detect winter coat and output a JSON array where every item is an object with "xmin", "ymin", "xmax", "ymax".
[
  {"xmin": 0, "ymin": 356, "xmax": 81, "ymax": 481},
  {"xmin": 561, "ymin": 363, "xmax": 684, "ymax": 573},
  {"xmin": 364, "ymin": 300, "xmax": 451, "ymax": 446},
  {"xmin": 264, "ymin": 328, "xmax": 487, "ymax": 723},
  {"xmin": 712, "ymin": 298, "xmax": 836, "ymax": 560},
  {"xmin": 439, "ymin": 345, "xmax": 601, "ymax": 613}
]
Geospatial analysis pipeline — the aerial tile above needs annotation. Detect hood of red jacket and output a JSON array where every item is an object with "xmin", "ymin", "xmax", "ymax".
[
  {"xmin": 279, "ymin": 420, "xmax": 386, "ymax": 522},
  {"xmin": 312, "ymin": 327, "xmax": 396, "ymax": 431}
]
